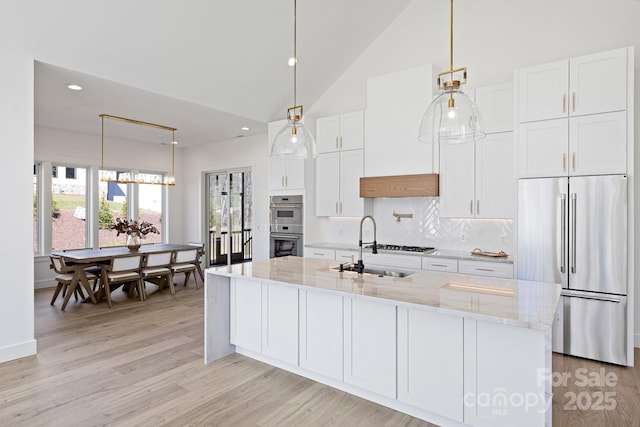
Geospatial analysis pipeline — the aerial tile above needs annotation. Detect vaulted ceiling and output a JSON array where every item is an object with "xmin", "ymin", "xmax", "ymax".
[{"xmin": 1, "ymin": 0, "xmax": 413, "ymax": 146}]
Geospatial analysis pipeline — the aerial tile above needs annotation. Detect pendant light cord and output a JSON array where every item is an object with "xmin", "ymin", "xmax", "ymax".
[
  {"xmin": 449, "ymin": 0, "xmax": 453, "ymax": 73},
  {"xmin": 293, "ymin": 0, "xmax": 297, "ymax": 112}
]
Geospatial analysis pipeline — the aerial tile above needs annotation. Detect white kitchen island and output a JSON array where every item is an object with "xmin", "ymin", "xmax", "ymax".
[{"xmin": 205, "ymin": 256, "xmax": 561, "ymax": 427}]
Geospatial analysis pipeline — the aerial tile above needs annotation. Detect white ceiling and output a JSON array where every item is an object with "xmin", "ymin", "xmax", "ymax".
[{"xmin": 3, "ymin": 0, "xmax": 413, "ymax": 147}]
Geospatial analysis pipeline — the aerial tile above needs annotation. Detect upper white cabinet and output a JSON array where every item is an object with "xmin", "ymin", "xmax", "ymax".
[
  {"xmin": 439, "ymin": 83, "xmax": 515, "ymax": 219},
  {"xmin": 365, "ymin": 64, "xmax": 436, "ymax": 176},
  {"xmin": 518, "ymin": 48, "xmax": 627, "ymax": 122},
  {"xmin": 517, "ymin": 47, "xmax": 632, "ymax": 178},
  {"xmin": 268, "ymin": 119, "xmax": 305, "ymax": 191},
  {"xmin": 316, "ymin": 149, "xmax": 364, "ymax": 217},
  {"xmin": 316, "ymin": 110, "xmax": 364, "ymax": 154}
]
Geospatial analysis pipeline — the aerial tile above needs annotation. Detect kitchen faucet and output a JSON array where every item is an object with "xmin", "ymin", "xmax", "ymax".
[{"xmin": 356, "ymin": 215, "xmax": 377, "ymax": 274}]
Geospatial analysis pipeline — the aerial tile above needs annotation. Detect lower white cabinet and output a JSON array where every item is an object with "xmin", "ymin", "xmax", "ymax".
[
  {"xmin": 464, "ymin": 319, "xmax": 547, "ymax": 427},
  {"xmin": 230, "ymin": 278, "xmax": 262, "ymax": 353},
  {"xmin": 343, "ymin": 297, "xmax": 397, "ymax": 398},
  {"xmin": 398, "ymin": 307, "xmax": 464, "ymax": 422},
  {"xmin": 458, "ymin": 260, "xmax": 514, "ymax": 279},
  {"xmin": 362, "ymin": 252, "xmax": 422, "ymax": 270},
  {"xmin": 304, "ymin": 247, "xmax": 335, "ymax": 260},
  {"xmin": 262, "ymin": 282, "xmax": 299, "ymax": 365},
  {"xmin": 421, "ymin": 257, "xmax": 458, "ymax": 272},
  {"xmin": 335, "ymin": 249, "xmax": 358, "ymax": 263},
  {"xmin": 299, "ymin": 289, "xmax": 344, "ymax": 381}
]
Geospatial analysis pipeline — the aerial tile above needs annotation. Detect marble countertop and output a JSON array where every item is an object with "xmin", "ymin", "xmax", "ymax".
[
  {"xmin": 305, "ymin": 242, "xmax": 514, "ymax": 264},
  {"xmin": 207, "ymin": 256, "xmax": 560, "ymax": 331}
]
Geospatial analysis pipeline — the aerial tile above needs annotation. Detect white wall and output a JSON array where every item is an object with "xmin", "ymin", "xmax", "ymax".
[
  {"xmin": 306, "ymin": 0, "xmax": 640, "ymax": 346},
  {"xmin": 0, "ymin": 49, "xmax": 37, "ymax": 363},
  {"xmin": 182, "ymin": 134, "xmax": 270, "ymax": 263}
]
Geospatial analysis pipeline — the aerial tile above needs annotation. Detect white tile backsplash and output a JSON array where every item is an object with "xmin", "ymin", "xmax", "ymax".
[{"xmin": 320, "ymin": 197, "xmax": 513, "ymax": 255}]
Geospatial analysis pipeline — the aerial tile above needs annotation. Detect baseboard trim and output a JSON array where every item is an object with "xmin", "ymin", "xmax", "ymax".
[
  {"xmin": 0, "ymin": 339, "xmax": 37, "ymax": 364},
  {"xmin": 635, "ymin": 333, "xmax": 640, "ymax": 348}
]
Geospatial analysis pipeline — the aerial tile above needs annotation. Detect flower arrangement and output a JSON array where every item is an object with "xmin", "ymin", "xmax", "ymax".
[{"xmin": 109, "ymin": 218, "xmax": 160, "ymax": 237}]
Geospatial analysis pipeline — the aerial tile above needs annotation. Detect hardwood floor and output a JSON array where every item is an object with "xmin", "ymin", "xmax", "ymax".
[{"xmin": 0, "ymin": 281, "xmax": 638, "ymax": 426}]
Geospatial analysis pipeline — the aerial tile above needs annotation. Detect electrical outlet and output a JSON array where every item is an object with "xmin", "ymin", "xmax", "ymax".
[{"xmin": 460, "ymin": 232, "xmax": 466, "ymax": 242}]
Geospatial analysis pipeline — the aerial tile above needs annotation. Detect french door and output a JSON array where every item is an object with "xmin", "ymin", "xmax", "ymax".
[{"xmin": 207, "ymin": 169, "xmax": 253, "ymax": 266}]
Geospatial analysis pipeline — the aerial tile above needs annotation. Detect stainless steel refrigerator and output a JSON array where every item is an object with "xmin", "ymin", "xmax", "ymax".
[{"xmin": 517, "ymin": 175, "xmax": 629, "ymax": 366}]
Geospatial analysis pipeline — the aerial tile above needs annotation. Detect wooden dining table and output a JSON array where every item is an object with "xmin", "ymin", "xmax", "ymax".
[{"xmin": 51, "ymin": 243, "xmax": 195, "ymax": 305}]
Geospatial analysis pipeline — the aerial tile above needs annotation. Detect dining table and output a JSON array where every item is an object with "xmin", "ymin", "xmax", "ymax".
[{"xmin": 51, "ymin": 243, "xmax": 196, "ymax": 305}]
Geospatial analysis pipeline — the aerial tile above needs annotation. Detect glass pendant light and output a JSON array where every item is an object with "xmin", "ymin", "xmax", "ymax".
[
  {"xmin": 271, "ymin": 0, "xmax": 318, "ymax": 159},
  {"xmin": 418, "ymin": 0, "xmax": 485, "ymax": 144}
]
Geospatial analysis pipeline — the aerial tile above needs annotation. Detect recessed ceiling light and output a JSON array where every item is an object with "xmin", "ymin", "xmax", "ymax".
[
  {"xmin": 171, "ymin": 140, "xmax": 178, "ymax": 145},
  {"xmin": 288, "ymin": 57, "xmax": 297, "ymax": 67},
  {"xmin": 66, "ymin": 84, "xmax": 83, "ymax": 91},
  {"xmin": 241, "ymin": 126, "xmax": 250, "ymax": 131}
]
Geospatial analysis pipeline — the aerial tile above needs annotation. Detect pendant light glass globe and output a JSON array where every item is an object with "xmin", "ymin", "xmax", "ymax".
[
  {"xmin": 418, "ymin": 87, "xmax": 485, "ymax": 144},
  {"xmin": 271, "ymin": 116, "xmax": 317, "ymax": 160}
]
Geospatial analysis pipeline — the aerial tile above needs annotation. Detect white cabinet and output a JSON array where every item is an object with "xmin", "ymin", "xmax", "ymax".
[
  {"xmin": 262, "ymin": 282, "xmax": 298, "ymax": 365},
  {"xmin": 440, "ymin": 132, "xmax": 515, "ymax": 218},
  {"xmin": 518, "ymin": 48, "xmax": 627, "ymax": 122},
  {"xmin": 268, "ymin": 119, "xmax": 305, "ymax": 191},
  {"xmin": 397, "ymin": 307, "xmax": 463, "ymax": 422},
  {"xmin": 365, "ymin": 64, "xmax": 436, "ymax": 176},
  {"xmin": 458, "ymin": 260, "xmax": 514, "ymax": 279},
  {"xmin": 304, "ymin": 247, "xmax": 335, "ymax": 260},
  {"xmin": 230, "ymin": 278, "xmax": 262, "ymax": 353},
  {"xmin": 316, "ymin": 149, "xmax": 364, "ymax": 217},
  {"xmin": 344, "ymin": 297, "xmax": 396, "ymax": 398},
  {"xmin": 474, "ymin": 83, "xmax": 514, "ymax": 133},
  {"xmin": 316, "ymin": 110, "xmax": 364, "ymax": 154},
  {"xmin": 299, "ymin": 289, "xmax": 344, "ymax": 381},
  {"xmin": 464, "ymin": 319, "xmax": 547, "ymax": 427},
  {"xmin": 335, "ymin": 249, "xmax": 358, "ymax": 263},
  {"xmin": 421, "ymin": 257, "xmax": 458, "ymax": 273},
  {"xmin": 517, "ymin": 48, "xmax": 630, "ymax": 178},
  {"xmin": 362, "ymin": 252, "xmax": 422, "ymax": 270}
]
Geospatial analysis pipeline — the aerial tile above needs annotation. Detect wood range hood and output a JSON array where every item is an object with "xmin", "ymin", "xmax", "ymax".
[{"xmin": 359, "ymin": 173, "xmax": 439, "ymax": 198}]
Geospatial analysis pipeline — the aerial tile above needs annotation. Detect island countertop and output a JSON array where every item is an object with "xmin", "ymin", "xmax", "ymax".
[{"xmin": 208, "ymin": 256, "xmax": 561, "ymax": 331}]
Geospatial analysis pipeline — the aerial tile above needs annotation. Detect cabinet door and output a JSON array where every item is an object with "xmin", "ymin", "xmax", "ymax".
[
  {"xmin": 304, "ymin": 247, "xmax": 335, "ymax": 260},
  {"xmin": 335, "ymin": 249, "xmax": 358, "ymax": 263},
  {"xmin": 316, "ymin": 152, "xmax": 340, "ymax": 216},
  {"xmin": 230, "ymin": 278, "xmax": 262, "ymax": 353},
  {"xmin": 475, "ymin": 83, "xmax": 514, "ymax": 133},
  {"xmin": 344, "ymin": 297, "xmax": 396, "ymax": 398},
  {"xmin": 569, "ymin": 111, "xmax": 627, "ymax": 175},
  {"xmin": 518, "ymin": 119, "xmax": 568, "ymax": 178},
  {"xmin": 398, "ymin": 307, "xmax": 463, "ymax": 422},
  {"xmin": 316, "ymin": 114, "xmax": 340, "ymax": 154},
  {"xmin": 285, "ymin": 158, "xmax": 305, "ymax": 189},
  {"xmin": 569, "ymin": 48, "xmax": 627, "ymax": 116},
  {"xmin": 458, "ymin": 260, "xmax": 514, "ymax": 279},
  {"xmin": 339, "ymin": 110, "xmax": 365, "ymax": 151},
  {"xmin": 518, "ymin": 60, "xmax": 568, "ymax": 122},
  {"xmin": 268, "ymin": 120, "xmax": 288, "ymax": 190},
  {"xmin": 299, "ymin": 290, "xmax": 343, "ymax": 381},
  {"xmin": 262, "ymin": 283, "xmax": 298, "ymax": 365},
  {"xmin": 439, "ymin": 140, "xmax": 475, "ymax": 217},
  {"xmin": 476, "ymin": 132, "xmax": 515, "ymax": 218},
  {"xmin": 339, "ymin": 149, "xmax": 364, "ymax": 217}
]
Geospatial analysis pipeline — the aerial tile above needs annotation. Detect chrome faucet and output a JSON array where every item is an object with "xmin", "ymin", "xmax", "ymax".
[{"xmin": 356, "ymin": 215, "xmax": 377, "ymax": 274}]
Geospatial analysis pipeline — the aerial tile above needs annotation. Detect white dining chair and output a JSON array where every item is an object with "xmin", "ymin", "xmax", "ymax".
[
  {"xmin": 171, "ymin": 248, "xmax": 200, "ymax": 289},
  {"xmin": 99, "ymin": 254, "xmax": 144, "ymax": 308},
  {"xmin": 141, "ymin": 251, "xmax": 175, "ymax": 296}
]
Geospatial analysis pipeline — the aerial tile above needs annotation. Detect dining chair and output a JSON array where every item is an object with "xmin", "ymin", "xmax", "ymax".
[
  {"xmin": 99, "ymin": 254, "xmax": 145, "ymax": 308},
  {"xmin": 171, "ymin": 248, "xmax": 200, "ymax": 289},
  {"xmin": 49, "ymin": 255, "xmax": 98, "ymax": 311},
  {"xmin": 187, "ymin": 242, "xmax": 205, "ymax": 285},
  {"xmin": 63, "ymin": 247, "xmax": 102, "ymax": 291},
  {"xmin": 141, "ymin": 251, "xmax": 175, "ymax": 296}
]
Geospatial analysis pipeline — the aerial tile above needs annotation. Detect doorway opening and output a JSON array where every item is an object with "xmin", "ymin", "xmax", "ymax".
[{"xmin": 206, "ymin": 169, "xmax": 253, "ymax": 266}]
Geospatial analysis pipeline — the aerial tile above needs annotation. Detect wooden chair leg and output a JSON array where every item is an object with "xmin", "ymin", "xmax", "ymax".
[
  {"xmin": 184, "ymin": 271, "xmax": 192, "ymax": 287},
  {"xmin": 50, "ymin": 282, "xmax": 64, "ymax": 305},
  {"xmin": 167, "ymin": 273, "xmax": 175, "ymax": 295},
  {"xmin": 60, "ymin": 282, "xmax": 75, "ymax": 311},
  {"xmin": 103, "ymin": 277, "xmax": 113, "ymax": 308}
]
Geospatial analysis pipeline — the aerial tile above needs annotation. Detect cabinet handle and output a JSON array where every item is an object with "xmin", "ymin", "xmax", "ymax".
[
  {"xmin": 339, "ymin": 201, "xmax": 343, "ymax": 215},
  {"xmin": 572, "ymin": 152, "xmax": 576, "ymax": 171},
  {"xmin": 339, "ymin": 136, "xmax": 343, "ymax": 149},
  {"xmin": 470, "ymin": 200, "xmax": 473, "ymax": 215},
  {"xmin": 476, "ymin": 267, "xmax": 495, "ymax": 272},
  {"xmin": 335, "ymin": 201, "xmax": 339, "ymax": 215},
  {"xmin": 286, "ymin": 176, "xmax": 288, "ymax": 187},
  {"xmin": 572, "ymin": 92, "xmax": 576, "ymax": 112},
  {"xmin": 336, "ymin": 136, "xmax": 339, "ymax": 149},
  {"xmin": 476, "ymin": 200, "xmax": 480, "ymax": 216},
  {"xmin": 282, "ymin": 176, "xmax": 285, "ymax": 187},
  {"xmin": 562, "ymin": 94, "xmax": 566, "ymax": 113},
  {"xmin": 431, "ymin": 263, "xmax": 449, "ymax": 268},
  {"xmin": 562, "ymin": 153, "xmax": 566, "ymax": 172}
]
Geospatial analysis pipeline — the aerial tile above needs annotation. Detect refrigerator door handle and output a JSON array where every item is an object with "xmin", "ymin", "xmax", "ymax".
[
  {"xmin": 571, "ymin": 193, "xmax": 577, "ymax": 274},
  {"xmin": 562, "ymin": 292, "xmax": 622, "ymax": 304},
  {"xmin": 560, "ymin": 193, "xmax": 566, "ymax": 273}
]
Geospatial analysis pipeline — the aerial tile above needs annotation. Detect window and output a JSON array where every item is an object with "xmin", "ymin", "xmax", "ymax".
[
  {"xmin": 138, "ymin": 181, "xmax": 162, "ymax": 245},
  {"xmin": 51, "ymin": 165, "xmax": 87, "ymax": 250},
  {"xmin": 65, "ymin": 167, "xmax": 76, "ymax": 179},
  {"xmin": 98, "ymin": 171, "xmax": 128, "ymax": 248}
]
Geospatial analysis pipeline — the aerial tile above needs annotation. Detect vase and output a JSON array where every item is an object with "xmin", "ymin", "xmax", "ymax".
[{"xmin": 126, "ymin": 234, "xmax": 141, "ymax": 251}]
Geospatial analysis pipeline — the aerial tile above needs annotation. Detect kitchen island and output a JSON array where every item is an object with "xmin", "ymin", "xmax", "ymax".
[{"xmin": 205, "ymin": 256, "xmax": 561, "ymax": 427}]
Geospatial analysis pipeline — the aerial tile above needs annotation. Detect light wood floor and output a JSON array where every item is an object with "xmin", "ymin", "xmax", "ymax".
[{"xmin": 0, "ymin": 280, "xmax": 639, "ymax": 426}]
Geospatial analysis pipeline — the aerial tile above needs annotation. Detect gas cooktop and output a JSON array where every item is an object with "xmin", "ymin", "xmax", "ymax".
[{"xmin": 366, "ymin": 244, "xmax": 436, "ymax": 254}]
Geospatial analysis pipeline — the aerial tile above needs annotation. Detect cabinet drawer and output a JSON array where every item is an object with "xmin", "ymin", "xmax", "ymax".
[
  {"xmin": 458, "ymin": 260, "xmax": 514, "ymax": 279},
  {"xmin": 422, "ymin": 257, "xmax": 458, "ymax": 272},
  {"xmin": 304, "ymin": 248, "xmax": 335, "ymax": 260},
  {"xmin": 363, "ymin": 253, "xmax": 422, "ymax": 270},
  {"xmin": 335, "ymin": 249, "xmax": 358, "ymax": 263}
]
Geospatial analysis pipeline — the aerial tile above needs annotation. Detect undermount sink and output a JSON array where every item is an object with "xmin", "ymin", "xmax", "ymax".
[{"xmin": 332, "ymin": 265, "xmax": 414, "ymax": 278}]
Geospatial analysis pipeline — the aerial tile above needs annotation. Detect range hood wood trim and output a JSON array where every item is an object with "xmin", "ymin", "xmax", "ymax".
[{"xmin": 360, "ymin": 174, "xmax": 439, "ymax": 198}]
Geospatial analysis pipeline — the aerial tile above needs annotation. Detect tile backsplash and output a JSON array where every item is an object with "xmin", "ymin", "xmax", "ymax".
[{"xmin": 321, "ymin": 197, "xmax": 513, "ymax": 255}]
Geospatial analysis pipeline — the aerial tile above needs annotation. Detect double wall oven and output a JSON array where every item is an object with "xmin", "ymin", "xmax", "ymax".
[{"xmin": 269, "ymin": 195, "xmax": 303, "ymax": 258}]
